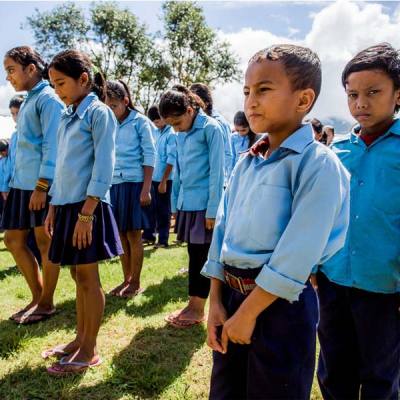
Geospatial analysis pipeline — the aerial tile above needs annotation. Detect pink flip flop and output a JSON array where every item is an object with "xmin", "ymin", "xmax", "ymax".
[
  {"xmin": 47, "ymin": 356, "xmax": 102, "ymax": 376},
  {"xmin": 41, "ymin": 345, "xmax": 69, "ymax": 360}
]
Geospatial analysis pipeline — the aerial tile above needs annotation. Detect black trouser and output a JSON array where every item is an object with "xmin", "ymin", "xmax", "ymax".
[
  {"xmin": 188, "ymin": 242, "xmax": 211, "ymax": 299},
  {"xmin": 210, "ymin": 270, "xmax": 318, "ymax": 400},
  {"xmin": 317, "ymin": 271, "xmax": 400, "ymax": 400}
]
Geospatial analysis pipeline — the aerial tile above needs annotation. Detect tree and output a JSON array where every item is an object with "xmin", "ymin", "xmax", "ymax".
[{"xmin": 162, "ymin": 1, "xmax": 240, "ymax": 87}]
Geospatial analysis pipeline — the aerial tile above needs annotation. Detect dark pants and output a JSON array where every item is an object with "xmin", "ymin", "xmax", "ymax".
[
  {"xmin": 143, "ymin": 180, "xmax": 172, "ymax": 244},
  {"xmin": 317, "ymin": 271, "xmax": 400, "ymax": 400},
  {"xmin": 210, "ymin": 274, "xmax": 318, "ymax": 400},
  {"xmin": 188, "ymin": 242, "xmax": 210, "ymax": 299}
]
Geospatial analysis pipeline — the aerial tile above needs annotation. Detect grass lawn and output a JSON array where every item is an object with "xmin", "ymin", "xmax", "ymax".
[{"xmin": 0, "ymin": 234, "xmax": 323, "ymax": 400}]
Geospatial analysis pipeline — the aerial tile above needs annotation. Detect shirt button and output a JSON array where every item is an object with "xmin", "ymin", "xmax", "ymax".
[
  {"xmin": 351, "ymin": 250, "xmax": 356, "ymax": 255},
  {"xmin": 355, "ymin": 215, "xmax": 359, "ymax": 219},
  {"xmin": 359, "ymin": 181, "xmax": 364, "ymax": 186}
]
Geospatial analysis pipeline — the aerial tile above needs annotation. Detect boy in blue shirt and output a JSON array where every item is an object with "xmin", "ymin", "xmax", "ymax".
[
  {"xmin": 202, "ymin": 44, "xmax": 350, "ymax": 399},
  {"xmin": 316, "ymin": 43, "xmax": 400, "ymax": 399}
]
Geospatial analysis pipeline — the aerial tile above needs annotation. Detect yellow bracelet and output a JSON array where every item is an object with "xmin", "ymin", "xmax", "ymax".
[{"xmin": 78, "ymin": 212, "xmax": 94, "ymax": 223}]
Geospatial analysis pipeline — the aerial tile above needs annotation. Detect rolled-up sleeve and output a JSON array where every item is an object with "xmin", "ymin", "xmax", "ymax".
[
  {"xmin": 255, "ymin": 156, "xmax": 350, "ymax": 301},
  {"xmin": 38, "ymin": 96, "xmax": 64, "ymax": 181},
  {"xmin": 138, "ymin": 118, "xmax": 155, "ymax": 167},
  {"xmin": 87, "ymin": 108, "xmax": 117, "ymax": 198}
]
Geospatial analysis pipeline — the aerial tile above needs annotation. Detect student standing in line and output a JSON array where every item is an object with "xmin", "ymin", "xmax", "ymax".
[
  {"xmin": 315, "ymin": 43, "xmax": 400, "ymax": 400},
  {"xmin": 161, "ymin": 85, "xmax": 225, "ymax": 328},
  {"xmin": 2, "ymin": 46, "xmax": 64, "ymax": 324},
  {"xmin": 106, "ymin": 80, "xmax": 156, "ymax": 298},
  {"xmin": 202, "ymin": 44, "xmax": 350, "ymax": 399},
  {"xmin": 190, "ymin": 83, "xmax": 232, "ymax": 185},
  {"xmin": 230, "ymin": 111, "xmax": 259, "ymax": 168},
  {"xmin": 43, "ymin": 50, "xmax": 122, "ymax": 375},
  {"xmin": 147, "ymin": 104, "xmax": 177, "ymax": 248}
]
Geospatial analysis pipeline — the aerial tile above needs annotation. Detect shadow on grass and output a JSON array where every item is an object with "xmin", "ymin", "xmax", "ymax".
[
  {"xmin": 0, "ymin": 265, "xmax": 19, "ymax": 281},
  {"xmin": 0, "ymin": 274, "xmax": 188, "ymax": 359},
  {"xmin": 0, "ymin": 324, "xmax": 206, "ymax": 400}
]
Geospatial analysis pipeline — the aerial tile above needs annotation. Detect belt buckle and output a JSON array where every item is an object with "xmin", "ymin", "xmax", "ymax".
[{"xmin": 225, "ymin": 271, "xmax": 246, "ymax": 295}]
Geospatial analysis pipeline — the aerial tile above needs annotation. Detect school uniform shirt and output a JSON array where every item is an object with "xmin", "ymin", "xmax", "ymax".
[
  {"xmin": 172, "ymin": 109, "xmax": 225, "ymax": 219},
  {"xmin": 10, "ymin": 80, "xmax": 64, "ymax": 190},
  {"xmin": 212, "ymin": 111, "xmax": 233, "ymax": 184},
  {"xmin": 230, "ymin": 132, "xmax": 250, "ymax": 169},
  {"xmin": 49, "ymin": 92, "xmax": 117, "ymax": 205},
  {"xmin": 202, "ymin": 124, "xmax": 350, "ymax": 302},
  {"xmin": 153, "ymin": 125, "xmax": 177, "ymax": 182},
  {"xmin": 319, "ymin": 119, "xmax": 400, "ymax": 294},
  {"xmin": 0, "ymin": 131, "xmax": 17, "ymax": 192},
  {"xmin": 112, "ymin": 109, "xmax": 155, "ymax": 184}
]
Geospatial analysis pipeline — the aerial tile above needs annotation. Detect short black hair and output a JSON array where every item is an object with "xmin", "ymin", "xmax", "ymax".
[
  {"xmin": 249, "ymin": 44, "xmax": 321, "ymax": 109},
  {"xmin": 310, "ymin": 118, "xmax": 323, "ymax": 134},
  {"xmin": 147, "ymin": 105, "xmax": 161, "ymax": 121},
  {"xmin": 0, "ymin": 139, "xmax": 9, "ymax": 153},
  {"xmin": 9, "ymin": 95, "xmax": 24, "ymax": 109},
  {"xmin": 342, "ymin": 43, "xmax": 400, "ymax": 112}
]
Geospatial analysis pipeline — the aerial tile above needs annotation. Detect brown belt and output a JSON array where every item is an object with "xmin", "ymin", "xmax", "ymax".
[{"xmin": 223, "ymin": 270, "xmax": 257, "ymax": 296}]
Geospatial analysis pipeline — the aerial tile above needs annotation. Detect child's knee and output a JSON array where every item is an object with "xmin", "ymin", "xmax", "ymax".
[{"xmin": 4, "ymin": 231, "xmax": 24, "ymax": 252}]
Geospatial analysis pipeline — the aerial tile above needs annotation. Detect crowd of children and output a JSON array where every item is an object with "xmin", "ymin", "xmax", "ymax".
[{"xmin": 0, "ymin": 40, "xmax": 399, "ymax": 399}]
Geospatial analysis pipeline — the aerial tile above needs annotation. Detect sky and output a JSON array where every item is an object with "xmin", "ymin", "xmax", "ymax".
[{"xmin": 1, "ymin": 0, "xmax": 400, "ymax": 136}]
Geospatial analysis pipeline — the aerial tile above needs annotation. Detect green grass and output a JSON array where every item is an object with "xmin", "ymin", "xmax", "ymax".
[{"xmin": 0, "ymin": 235, "xmax": 323, "ymax": 400}]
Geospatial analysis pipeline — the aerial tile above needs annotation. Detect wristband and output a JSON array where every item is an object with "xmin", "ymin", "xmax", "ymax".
[
  {"xmin": 87, "ymin": 195, "xmax": 100, "ymax": 202},
  {"xmin": 35, "ymin": 178, "xmax": 49, "ymax": 192},
  {"xmin": 78, "ymin": 212, "xmax": 94, "ymax": 223}
]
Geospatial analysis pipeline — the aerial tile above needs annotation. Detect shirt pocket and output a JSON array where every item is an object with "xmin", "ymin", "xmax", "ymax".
[
  {"xmin": 247, "ymin": 184, "xmax": 292, "ymax": 249},
  {"xmin": 373, "ymin": 166, "xmax": 400, "ymax": 214}
]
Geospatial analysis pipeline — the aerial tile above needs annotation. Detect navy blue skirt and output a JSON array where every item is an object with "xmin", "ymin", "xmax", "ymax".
[
  {"xmin": 110, "ymin": 182, "xmax": 155, "ymax": 233},
  {"xmin": 49, "ymin": 201, "xmax": 123, "ymax": 266},
  {"xmin": 175, "ymin": 210, "xmax": 213, "ymax": 244},
  {"xmin": 1, "ymin": 188, "xmax": 50, "ymax": 230}
]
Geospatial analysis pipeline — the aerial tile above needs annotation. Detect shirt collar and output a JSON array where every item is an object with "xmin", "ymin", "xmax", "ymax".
[
  {"xmin": 191, "ymin": 109, "xmax": 208, "ymax": 130},
  {"xmin": 350, "ymin": 118, "xmax": 400, "ymax": 143},
  {"xmin": 26, "ymin": 80, "xmax": 48, "ymax": 98},
  {"xmin": 279, "ymin": 124, "xmax": 315, "ymax": 154},
  {"xmin": 65, "ymin": 92, "xmax": 98, "ymax": 119},
  {"xmin": 120, "ymin": 109, "xmax": 139, "ymax": 127}
]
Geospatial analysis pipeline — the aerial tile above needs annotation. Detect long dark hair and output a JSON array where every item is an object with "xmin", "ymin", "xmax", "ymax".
[
  {"xmin": 189, "ymin": 83, "xmax": 213, "ymax": 116},
  {"xmin": 159, "ymin": 84, "xmax": 205, "ymax": 119},
  {"xmin": 48, "ymin": 50, "xmax": 106, "ymax": 102},
  {"xmin": 234, "ymin": 111, "xmax": 257, "ymax": 147},
  {"xmin": 106, "ymin": 80, "xmax": 137, "ymax": 111},
  {"xmin": 6, "ymin": 46, "xmax": 48, "ymax": 79}
]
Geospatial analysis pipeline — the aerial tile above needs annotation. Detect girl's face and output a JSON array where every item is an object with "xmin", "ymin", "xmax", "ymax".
[
  {"xmin": 49, "ymin": 67, "xmax": 90, "ymax": 107},
  {"xmin": 4, "ymin": 57, "xmax": 35, "ymax": 92},
  {"xmin": 345, "ymin": 69, "xmax": 400, "ymax": 134},
  {"xmin": 9, "ymin": 106, "xmax": 20, "ymax": 123},
  {"xmin": 105, "ymin": 96, "xmax": 129, "ymax": 122},
  {"xmin": 234, "ymin": 124, "xmax": 250, "ymax": 137},
  {"xmin": 163, "ymin": 108, "xmax": 195, "ymax": 132}
]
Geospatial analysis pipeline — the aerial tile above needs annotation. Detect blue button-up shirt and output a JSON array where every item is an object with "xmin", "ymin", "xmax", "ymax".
[
  {"xmin": 230, "ymin": 132, "xmax": 251, "ymax": 169},
  {"xmin": 10, "ymin": 80, "xmax": 64, "ymax": 190},
  {"xmin": 153, "ymin": 125, "xmax": 177, "ymax": 182},
  {"xmin": 0, "ymin": 131, "xmax": 17, "ymax": 192},
  {"xmin": 202, "ymin": 124, "xmax": 350, "ymax": 302},
  {"xmin": 212, "ymin": 111, "xmax": 233, "ymax": 184},
  {"xmin": 319, "ymin": 119, "xmax": 400, "ymax": 293},
  {"xmin": 49, "ymin": 93, "xmax": 117, "ymax": 205},
  {"xmin": 172, "ymin": 110, "xmax": 225, "ymax": 219},
  {"xmin": 112, "ymin": 109, "xmax": 155, "ymax": 184}
]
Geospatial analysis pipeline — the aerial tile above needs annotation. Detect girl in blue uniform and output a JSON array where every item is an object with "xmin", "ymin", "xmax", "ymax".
[
  {"xmin": 230, "ymin": 111, "xmax": 258, "ymax": 168},
  {"xmin": 160, "ymin": 85, "xmax": 225, "ymax": 328},
  {"xmin": 2, "ymin": 46, "xmax": 64, "ymax": 324},
  {"xmin": 106, "ymin": 80, "xmax": 156, "ymax": 298},
  {"xmin": 43, "ymin": 50, "xmax": 122, "ymax": 375},
  {"xmin": 147, "ymin": 105, "xmax": 177, "ymax": 248}
]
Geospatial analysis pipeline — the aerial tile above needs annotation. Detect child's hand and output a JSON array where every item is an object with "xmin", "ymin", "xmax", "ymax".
[
  {"xmin": 140, "ymin": 189, "xmax": 151, "ymax": 206},
  {"xmin": 29, "ymin": 190, "xmax": 47, "ymax": 211},
  {"xmin": 158, "ymin": 181, "xmax": 167, "ymax": 194},
  {"xmin": 44, "ymin": 206, "xmax": 55, "ymax": 239},
  {"xmin": 221, "ymin": 310, "xmax": 257, "ymax": 352},
  {"xmin": 205, "ymin": 218, "xmax": 215, "ymax": 230},
  {"xmin": 73, "ymin": 219, "xmax": 93, "ymax": 249},
  {"xmin": 207, "ymin": 301, "xmax": 228, "ymax": 353}
]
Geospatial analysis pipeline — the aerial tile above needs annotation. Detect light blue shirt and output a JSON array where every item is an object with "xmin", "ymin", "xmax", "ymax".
[
  {"xmin": 153, "ymin": 125, "xmax": 177, "ymax": 182},
  {"xmin": 49, "ymin": 93, "xmax": 117, "ymax": 205},
  {"xmin": 10, "ymin": 80, "xmax": 64, "ymax": 190},
  {"xmin": 172, "ymin": 109, "xmax": 225, "ymax": 219},
  {"xmin": 212, "ymin": 111, "xmax": 233, "ymax": 185},
  {"xmin": 202, "ymin": 124, "xmax": 350, "ymax": 302},
  {"xmin": 112, "ymin": 109, "xmax": 155, "ymax": 184},
  {"xmin": 231, "ymin": 132, "xmax": 250, "ymax": 169},
  {"xmin": 319, "ymin": 119, "xmax": 400, "ymax": 293},
  {"xmin": 0, "ymin": 131, "xmax": 17, "ymax": 192}
]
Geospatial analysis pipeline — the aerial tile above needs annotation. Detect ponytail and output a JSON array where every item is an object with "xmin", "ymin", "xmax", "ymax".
[{"xmin": 93, "ymin": 72, "xmax": 106, "ymax": 102}]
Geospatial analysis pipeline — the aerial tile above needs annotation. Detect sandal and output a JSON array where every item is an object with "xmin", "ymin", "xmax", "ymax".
[
  {"xmin": 47, "ymin": 356, "xmax": 102, "ymax": 376},
  {"xmin": 168, "ymin": 317, "xmax": 205, "ymax": 329},
  {"xmin": 16, "ymin": 308, "xmax": 57, "ymax": 325},
  {"xmin": 41, "ymin": 345, "xmax": 70, "ymax": 360},
  {"xmin": 119, "ymin": 287, "xmax": 144, "ymax": 299}
]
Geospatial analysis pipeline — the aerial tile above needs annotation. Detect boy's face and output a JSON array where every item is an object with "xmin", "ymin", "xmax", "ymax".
[
  {"xmin": 9, "ymin": 106, "xmax": 19, "ymax": 123},
  {"xmin": 243, "ymin": 59, "xmax": 307, "ymax": 134},
  {"xmin": 345, "ymin": 69, "xmax": 400, "ymax": 131}
]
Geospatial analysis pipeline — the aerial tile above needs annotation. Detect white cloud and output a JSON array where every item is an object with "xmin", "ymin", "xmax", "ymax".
[
  {"xmin": 213, "ymin": 0, "xmax": 400, "ymax": 132},
  {"xmin": 0, "ymin": 83, "xmax": 15, "ymax": 138}
]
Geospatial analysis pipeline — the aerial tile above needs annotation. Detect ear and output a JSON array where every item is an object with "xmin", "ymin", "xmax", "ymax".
[
  {"xmin": 80, "ymin": 72, "xmax": 90, "ymax": 87},
  {"xmin": 124, "ymin": 96, "xmax": 130, "ymax": 107},
  {"xmin": 27, "ymin": 63, "xmax": 36, "ymax": 77},
  {"xmin": 296, "ymin": 88, "xmax": 316, "ymax": 114},
  {"xmin": 394, "ymin": 87, "xmax": 400, "ymax": 108}
]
